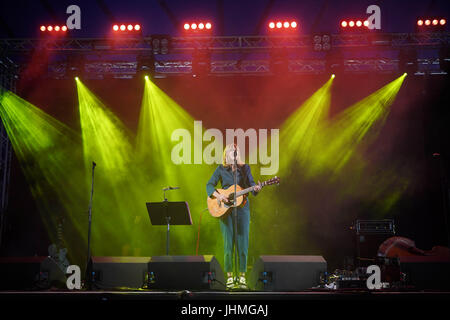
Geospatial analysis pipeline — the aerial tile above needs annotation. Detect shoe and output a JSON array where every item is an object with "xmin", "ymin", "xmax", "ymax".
[
  {"xmin": 238, "ymin": 276, "xmax": 248, "ymax": 289},
  {"xmin": 226, "ymin": 276, "xmax": 234, "ymax": 289}
]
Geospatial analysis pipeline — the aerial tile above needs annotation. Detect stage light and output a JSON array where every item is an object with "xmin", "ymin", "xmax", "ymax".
[
  {"xmin": 75, "ymin": 76, "xmax": 79, "ymax": 81},
  {"xmin": 198, "ymin": 23, "xmax": 204, "ymax": 30},
  {"xmin": 341, "ymin": 21, "xmax": 347, "ymax": 27},
  {"xmin": 364, "ymin": 20, "xmax": 369, "ymax": 27},
  {"xmin": 120, "ymin": 24, "xmax": 126, "ymax": 31},
  {"xmin": 331, "ymin": 74, "xmax": 335, "ymax": 78},
  {"xmin": 291, "ymin": 21, "xmax": 297, "ymax": 28},
  {"xmin": 269, "ymin": 22, "xmax": 275, "ymax": 29},
  {"xmin": 283, "ymin": 21, "xmax": 290, "ymax": 28},
  {"xmin": 62, "ymin": 26, "xmax": 67, "ymax": 31},
  {"xmin": 403, "ymin": 73, "xmax": 407, "ymax": 76},
  {"xmin": 425, "ymin": 19, "xmax": 431, "ymax": 26},
  {"xmin": 356, "ymin": 20, "xmax": 362, "ymax": 27},
  {"xmin": 440, "ymin": 19, "xmax": 446, "ymax": 25},
  {"xmin": 40, "ymin": 25, "xmax": 46, "ymax": 32},
  {"xmin": 191, "ymin": 23, "xmax": 197, "ymax": 30},
  {"xmin": 205, "ymin": 22, "xmax": 212, "ymax": 29},
  {"xmin": 276, "ymin": 22, "xmax": 282, "ymax": 28},
  {"xmin": 432, "ymin": 19, "xmax": 438, "ymax": 26},
  {"xmin": 417, "ymin": 20, "xmax": 423, "ymax": 26},
  {"xmin": 55, "ymin": 26, "xmax": 60, "ymax": 31},
  {"xmin": 134, "ymin": 24, "xmax": 140, "ymax": 31},
  {"xmin": 113, "ymin": 25, "xmax": 119, "ymax": 31},
  {"xmin": 127, "ymin": 24, "xmax": 133, "ymax": 31},
  {"xmin": 349, "ymin": 21, "xmax": 355, "ymax": 27},
  {"xmin": 144, "ymin": 75, "xmax": 149, "ymax": 80},
  {"xmin": 47, "ymin": 26, "xmax": 53, "ymax": 31},
  {"xmin": 184, "ymin": 23, "xmax": 190, "ymax": 30}
]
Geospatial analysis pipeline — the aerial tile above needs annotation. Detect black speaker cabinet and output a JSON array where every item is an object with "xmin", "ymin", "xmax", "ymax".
[
  {"xmin": 0, "ymin": 256, "xmax": 66, "ymax": 289},
  {"xmin": 147, "ymin": 255, "xmax": 225, "ymax": 290},
  {"xmin": 91, "ymin": 256, "xmax": 151, "ymax": 289},
  {"xmin": 249, "ymin": 255, "xmax": 327, "ymax": 291}
]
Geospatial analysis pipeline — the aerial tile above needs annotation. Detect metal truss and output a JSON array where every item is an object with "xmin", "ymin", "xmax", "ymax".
[
  {"xmin": 1, "ymin": 33, "xmax": 449, "ymax": 78},
  {"xmin": 0, "ymin": 32, "xmax": 449, "ymax": 52},
  {"xmin": 0, "ymin": 58, "xmax": 17, "ymax": 248}
]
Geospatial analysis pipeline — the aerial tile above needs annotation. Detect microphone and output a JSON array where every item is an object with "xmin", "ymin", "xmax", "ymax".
[
  {"xmin": 163, "ymin": 186, "xmax": 180, "ymax": 191},
  {"xmin": 92, "ymin": 161, "xmax": 96, "ymax": 168}
]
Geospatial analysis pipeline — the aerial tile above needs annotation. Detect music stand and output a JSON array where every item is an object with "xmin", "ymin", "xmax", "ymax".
[{"xmin": 146, "ymin": 201, "xmax": 192, "ymax": 255}]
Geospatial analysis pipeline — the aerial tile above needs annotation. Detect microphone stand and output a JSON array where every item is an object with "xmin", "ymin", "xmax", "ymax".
[
  {"xmin": 233, "ymin": 149, "xmax": 239, "ymax": 287},
  {"xmin": 85, "ymin": 161, "xmax": 96, "ymax": 290}
]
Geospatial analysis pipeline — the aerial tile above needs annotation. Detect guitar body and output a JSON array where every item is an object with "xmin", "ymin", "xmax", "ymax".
[{"xmin": 207, "ymin": 185, "xmax": 248, "ymax": 218}]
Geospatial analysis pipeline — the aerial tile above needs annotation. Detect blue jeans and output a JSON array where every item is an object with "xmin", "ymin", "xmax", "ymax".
[{"xmin": 219, "ymin": 202, "xmax": 250, "ymax": 273}]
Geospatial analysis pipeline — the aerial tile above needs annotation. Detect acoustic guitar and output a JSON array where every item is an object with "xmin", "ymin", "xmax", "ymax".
[{"xmin": 207, "ymin": 176, "xmax": 280, "ymax": 217}]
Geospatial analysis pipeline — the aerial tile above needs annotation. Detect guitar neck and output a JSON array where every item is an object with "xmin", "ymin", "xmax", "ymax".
[{"xmin": 235, "ymin": 182, "xmax": 266, "ymax": 197}]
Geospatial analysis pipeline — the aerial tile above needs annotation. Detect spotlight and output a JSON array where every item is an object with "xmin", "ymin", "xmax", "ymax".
[
  {"xmin": 113, "ymin": 24, "xmax": 119, "ymax": 31},
  {"xmin": 62, "ymin": 26, "xmax": 67, "ymax": 32},
  {"xmin": 184, "ymin": 23, "xmax": 190, "ymax": 30},
  {"xmin": 55, "ymin": 26, "xmax": 60, "ymax": 31},
  {"xmin": 349, "ymin": 21, "xmax": 355, "ymax": 27},
  {"xmin": 75, "ymin": 76, "xmax": 79, "ymax": 81},
  {"xmin": 403, "ymin": 73, "xmax": 407, "ymax": 76},
  {"xmin": 199, "ymin": 23, "xmax": 205, "ymax": 30},
  {"xmin": 127, "ymin": 24, "xmax": 133, "ymax": 31},
  {"xmin": 291, "ymin": 21, "xmax": 297, "ymax": 28},
  {"xmin": 134, "ymin": 24, "xmax": 141, "ymax": 31},
  {"xmin": 341, "ymin": 21, "xmax": 347, "ymax": 27},
  {"xmin": 363, "ymin": 20, "xmax": 369, "ymax": 27},
  {"xmin": 331, "ymin": 74, "xmax": 335, "ymax": 78},
  {"xmin": 144, "ymin": 75, "xmax": 149, "ymax": 80},
  {"xmin": 205, "ymin": 22, "xmax": 212, "ymax": 29},
  {"xmin": 276, "ymin": 22, "xmax": 282, "ymax": 28},
  {"xmin": 356, "ymin": 20, "xmax": 362, "ymax": 27},
  {"xmin": 440, "ymin": 19, "xmax": 446, "ymax": 25},
  {"xmin": 425, "ymin": 19, "xmax": 431, "ymax": 26},
  {"xmin": 432, "ymin": 19, "xmax": 438, "ymax": 26},
  {"xmin": 417, "ymin": 20, "xmax": 423, "ymax": 26},
  {"xmin": 47, "ymin": 26, "xmax": 53, "ymax": 31},
  {"xmin": 269, "ymin": 22, "xmax": 275, "ymax": 29},
  {"xmin": 40, "ymin": 25, "xmax": 46, "ymax": 32},
  {"xmin": 283, "ymin": 21, "xmax": 290, "ymax": 28},
  {"xmin": 191, "ymin": 23, "xmax": 197, "ymax": 30}
]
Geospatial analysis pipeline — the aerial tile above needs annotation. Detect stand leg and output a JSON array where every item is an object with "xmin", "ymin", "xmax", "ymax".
[{"xmin": 166, "ymin": 216, "xmax": 171, "ymax": 255}]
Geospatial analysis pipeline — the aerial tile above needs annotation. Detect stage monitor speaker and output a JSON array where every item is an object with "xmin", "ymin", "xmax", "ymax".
[
  {"xmin": 249, "ymin": 255, "xmax": 327, "ymax": 291},
  {"xmin": 91, "ymin": 256, "xmax": 151, "ymax": 289},
  {"xmin": 147, "ymin": 255, "xmax": 225, "ymax": 290},
  {"xmin": 0, "ymin": 256, "xmax": 66, "ymax": 289},
  {"xmin": 399, "ymin": 256, "xmax": 450, "ymax": 290}
]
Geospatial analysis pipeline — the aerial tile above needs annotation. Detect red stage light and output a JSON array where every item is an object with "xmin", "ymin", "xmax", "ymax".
[
  {"xmin": 134, "ymin": 24, "xmax": 141, "ymax": 31},
  {"xmin": 356, "ymin": 20, "xmax": 362, "ymax": 27},
  {"xmin": 120, "ymin": 24, "xmax": 126, "ymax": 31},
  {"xmin": 113, "ymin": 25, "xmax": 119, "ymax": 31},
  {"xmin": 205, "ymin": 22, "xmax": 212, "ymax": 29},
  {"xmin": 440, "ymin": 19, "xmax": 446, "ymax": 25},
  {"xmin": 417, "ymin": 20, "xmax": 423, "ymax": 26},
  {"xmin": 40, "ymin": 25, "xmax": 46, "ymax": 32},
  {"xmin": 62, "ymin": 26, "xmax": 67, "ymax": 31},
  {"xmin": 184, "ymin": 23, "xmax": 190, "ymax": 30},
  {"xmin": 47, "ymin": 26, "xmax": 53, "ymax": 31},
  {"xmin": 55, "ymin": 26, "xmax": 60, "ymax": 31},
  {"xmin": 291, "ymin": 21, "xmax": 297, "ymax": 28},
  {"xmin": 269, "ymin": 22, "xmax": 275, "ymax": 29},
  {"xmin": 283, "ymin": 21, "xmax": 290, "ymax": 28},
  {"xmin": 127, "ymin": 24, "xmax": 133, "ymax": 31},
  {"xmin": 349, "ymin": 21, "xmax": 355, "ymax": 27},
  {"xmin": 432, "ymin": 19, "xmax": 438, "ymax": 25},
  {"xmin": 191, "ymin": 23, "xmax": 197, "ymax": 30},
  {"xmin": 364, "ymin": 20, "xmax": 369, "ymax": 27},
  {"xmin": 341, "ymin": 21, "xmax": 347, "ymax": 27},
  {"xmin": 276, "ymin": 22, "xmax": 282, "ymax": 28},
  {"xmin": 199, "ymin": 23, "xmax": 205, "ymax": 30},
  {"xmin": 425, "ymin": 19, "xmax": 431, "ymax": 25}
]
